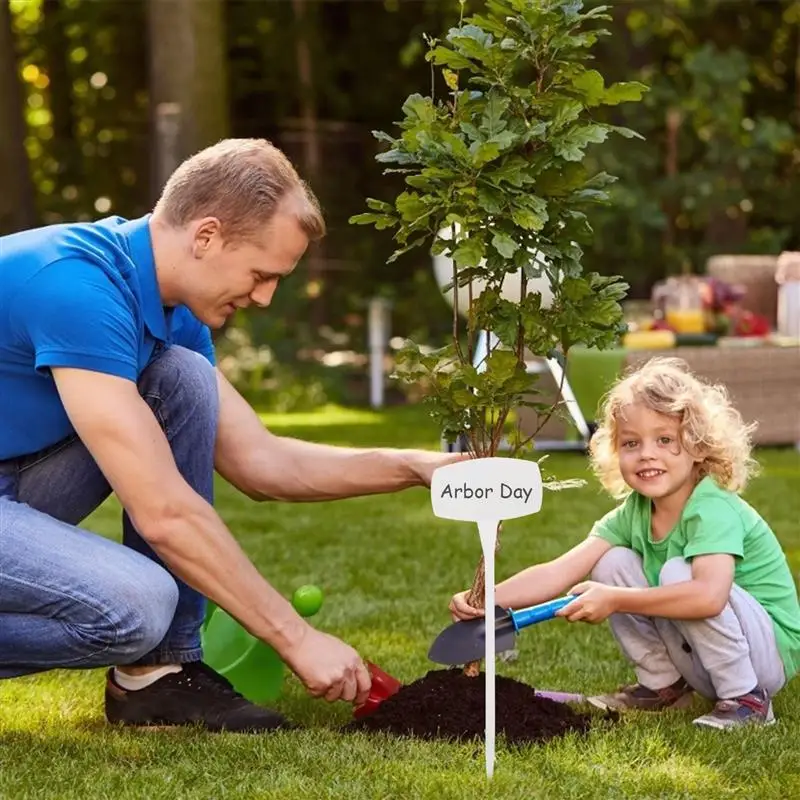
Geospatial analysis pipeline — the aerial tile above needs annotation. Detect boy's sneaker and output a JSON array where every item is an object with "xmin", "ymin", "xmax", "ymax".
[
  {"xmin": 105, "ymin": 661, "xmax": 294, "ymax": 733},
  {"xmin": 692, "ymin": 687, "xmax": 775, "ymax": 730},
  {"xmin": 588, "ymin": 677, "xmax": 694, "ymax": 712}
]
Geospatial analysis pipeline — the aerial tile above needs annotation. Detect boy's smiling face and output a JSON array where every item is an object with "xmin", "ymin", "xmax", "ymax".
[{"xmin": 615, "ymin": 402, "xmax": 702, "ymax": 504}]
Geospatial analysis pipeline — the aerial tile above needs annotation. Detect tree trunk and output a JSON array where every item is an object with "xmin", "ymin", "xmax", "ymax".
[
  {"xmin": 463, "ymin": 523, "xmax": 501, "ymax": 677},
  {"xmin": 662, "ymin": 107, "xmax": 681, "ymax": 261},
  {"xmin": 291, "ymin": 0, "xmax": 326, "ymax": 332},
  {"xmin": 42, "ymin": 0, "xmax": 81, "ymax": 188},
  {"xmin": 0, "ymin": 0, "xmax": 37, "ymax": 233},
  {"xmin": 146, "ymin": 0, "xmax": 230, "ymax": 198}
]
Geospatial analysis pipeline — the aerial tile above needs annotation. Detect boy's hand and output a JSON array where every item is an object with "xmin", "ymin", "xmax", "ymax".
[
  {"xmin": 556, "ymin": 581, "xmax": 619, "ymax": 624},
  {"xmin": 449, "ymin": 590, "xmax": 485, "ymax": 622}
]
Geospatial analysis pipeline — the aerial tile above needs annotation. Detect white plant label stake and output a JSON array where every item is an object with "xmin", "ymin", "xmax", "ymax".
[{"xmin": 431, "ymin": 457, "xmax": 543, "ymax": 779}]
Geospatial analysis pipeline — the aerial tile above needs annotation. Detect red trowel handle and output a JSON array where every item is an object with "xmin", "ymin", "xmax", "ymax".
[{"xmin": 353, "ymin": 661, "xmax": 402, "ymax": 719}]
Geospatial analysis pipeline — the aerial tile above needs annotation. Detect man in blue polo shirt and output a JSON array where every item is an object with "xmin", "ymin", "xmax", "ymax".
[{"xmin": 0, "ymin": 138, "xmax": 459, "ymax": 732}]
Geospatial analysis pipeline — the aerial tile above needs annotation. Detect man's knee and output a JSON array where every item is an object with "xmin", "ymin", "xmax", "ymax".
[
  {"xmin": 137, "ymin": 346, "xmax": 219, "ymax": 434},
  {"xmin": 138, "ymin": 346, "xmax": 217, "ymax": 407},
  {"xmin": 659, "ymin": 557, "xmax": 692, "ymax": 587},
  {"xmin": 591, "ymin": 546, "xmax": 642, "ymax": 585},
  {"xmin": 111, "ymin": 566, "xmax": 179, "ymax": 663}
]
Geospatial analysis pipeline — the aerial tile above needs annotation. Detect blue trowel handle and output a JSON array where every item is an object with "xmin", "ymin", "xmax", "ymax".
[{"xmin": 509, "ymin": 595, "xmax": 574, "ymax": 632}]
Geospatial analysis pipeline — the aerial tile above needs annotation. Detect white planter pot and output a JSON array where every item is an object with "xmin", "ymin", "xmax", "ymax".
[{"xmin": 431, "ymin": 226, "xmax": 554, "ymax": 318}]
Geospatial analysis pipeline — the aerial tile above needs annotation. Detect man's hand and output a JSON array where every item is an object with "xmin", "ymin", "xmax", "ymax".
[
  {"xmin": 281, "ymin": 626, "xmax": 372, "ymax": 705},
  {"xmin": 409, "ymin": 450, "xmax": 470, "ymax": 488},
  {"xmin": 556, "ymin": 581, "xmax": 619, "ymax": 624}
]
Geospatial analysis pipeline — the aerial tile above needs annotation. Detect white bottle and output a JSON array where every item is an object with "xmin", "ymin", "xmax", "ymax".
[{"xmin": 776, "ymin": 252, "xmax": 800, "ymax": 340}]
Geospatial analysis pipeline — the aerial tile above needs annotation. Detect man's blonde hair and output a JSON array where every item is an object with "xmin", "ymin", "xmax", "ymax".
[
  {"xmin": 589, "ymin": 357, "xmax": 760, "ymax": 498},
  {"xmin": 153, "ymin": 138, "xmax": 325, "ymax": 243}
]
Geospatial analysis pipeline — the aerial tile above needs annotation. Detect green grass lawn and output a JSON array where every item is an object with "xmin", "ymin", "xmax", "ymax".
[{"xmin": 2, "ymin": 405, "xmax": 800, "ymax": 799}]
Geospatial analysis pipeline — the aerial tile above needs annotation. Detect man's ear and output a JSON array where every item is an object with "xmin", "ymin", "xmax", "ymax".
[{"xmin": 191, "ymin": 217, "xmax": 223, "ymax": 258}]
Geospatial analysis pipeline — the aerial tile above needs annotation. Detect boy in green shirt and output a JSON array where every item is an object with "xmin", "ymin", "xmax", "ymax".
[{"xmin": 450, "ymin": 357, "xmax": 800, "ymax": 729}]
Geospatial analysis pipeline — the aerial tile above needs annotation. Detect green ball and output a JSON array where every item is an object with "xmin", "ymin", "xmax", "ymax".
[{"xmin": 292, "ymin": 584, "xmax": 324, "ymax": 618}]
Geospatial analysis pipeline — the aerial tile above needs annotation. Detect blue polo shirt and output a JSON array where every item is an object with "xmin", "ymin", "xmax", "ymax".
[{"xmin": 0, "ymin": 214, "xmax": 215, "ymax": 461}]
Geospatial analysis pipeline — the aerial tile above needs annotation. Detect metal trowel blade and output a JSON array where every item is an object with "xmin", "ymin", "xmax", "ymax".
[{"xmin": 428, "ymin": 605, "xmax": 516, "ymax": 666}]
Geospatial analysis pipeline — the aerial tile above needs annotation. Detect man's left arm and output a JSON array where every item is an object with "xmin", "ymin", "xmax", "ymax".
[{"xmin": 213, "ymin": 368, "xmax": 462, "ymax": 501}]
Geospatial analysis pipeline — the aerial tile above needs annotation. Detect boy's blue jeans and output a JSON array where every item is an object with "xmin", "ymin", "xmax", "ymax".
[{"xmin": 0, "ymin": 346, "xmax": 217, "ymax": 678}]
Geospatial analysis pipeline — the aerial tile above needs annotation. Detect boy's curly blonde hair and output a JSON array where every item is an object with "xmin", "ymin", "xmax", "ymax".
[{"xmin": 589, "ymin": 357, "xmax": 759, "ymax": 499}]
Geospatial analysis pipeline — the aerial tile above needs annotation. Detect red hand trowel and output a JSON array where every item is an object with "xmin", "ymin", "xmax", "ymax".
[{"xmin": 353, "ymin": 662, "xmax": 403, "ymax": 719}]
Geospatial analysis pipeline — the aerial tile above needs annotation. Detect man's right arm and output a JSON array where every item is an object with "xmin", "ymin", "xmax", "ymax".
[{"xmin": 51, "ymin": 367, "xmax": 370, "ymax": 705}]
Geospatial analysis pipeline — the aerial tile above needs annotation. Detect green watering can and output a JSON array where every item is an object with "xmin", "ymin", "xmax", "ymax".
[{"xmin": 200, "ymin": 585, "xmax": 323, "ymax": 703}]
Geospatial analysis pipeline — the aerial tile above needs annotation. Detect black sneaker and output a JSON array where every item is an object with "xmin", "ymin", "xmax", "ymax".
[{"xmin": 105, "ymin": 662, "xmax": 295, "ymax": 732}]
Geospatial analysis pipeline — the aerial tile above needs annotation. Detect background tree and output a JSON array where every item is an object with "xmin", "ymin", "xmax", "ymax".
[
  {"xmin": 147, "ymin": 0, "xmax": 229, "ymax": 194},
  {"xmin": 0, "ymin": 0, "xmax": 37, "ymax": 233}
]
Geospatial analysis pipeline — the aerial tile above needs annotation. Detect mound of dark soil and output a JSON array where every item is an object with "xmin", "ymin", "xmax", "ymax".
[{"xmin": 347, "ymin": 668, "xmax": 597, "ymax": 747}]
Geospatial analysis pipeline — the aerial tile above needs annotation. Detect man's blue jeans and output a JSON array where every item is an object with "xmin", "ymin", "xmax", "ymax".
[{"xmin": 0, "ymin": 346, "xmax": 218, "ymax": 678}]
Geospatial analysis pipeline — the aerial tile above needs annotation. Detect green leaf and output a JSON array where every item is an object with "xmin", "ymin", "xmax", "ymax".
[
  {"xmin": 427, "ymin": 45, "xmax": 474, "ymax": 71},
  {"xmin": 482, "ymin": 90, "xmax": 510, "ymax": 136},
  {"xmin": 449, "ymin": 36, "xmax": 491, "ymax": 63},
  {"xmin": 559, "ymin": 0, "xmax": 584, "ymax": 21},
  {"xmin": 472, "ymin": 141, "xmax": 501, "ymax": 167},
  {"xmin": 535, "ymin": 162, "xmax": 587, "ymax": 195},
  {"xmin": 401, "ymin": 93, "xmax": 436, "ymax": 123},
  {"xmin": 404, "ymin": 175, "xmax": 435, "ymax": 190},
  {"xmin": 603, "ymin": 81, "xmax": 648, "ymax": 105},
  {"xmin": 577, "ymin": 124, "xmax": 609, "ymax": 144},
  {"xmin": 552, "ymin": 99, "xmax": 583, "ymax": 129},
  {"xmin": 449, "ymin": 24, "xmax": 492, "ymax": 49},
  {"xmin": 395, "ymin": 192, "xmax": 428, "ymax": 221},
  {"xmin": 459, "ymin": 122, "xmax": 484, "ymax": 142},
  {"xmin": 371, "ymin": 130, "xmax": 396, "ymax": 145},
  {"xmin": 484, "ymin": 348, "xmax": 519, "ymax": 384},
  {"xmin": 573, "ymin": 188, "xmax": 607, "ymax": 202},
  {"xmin": 477, "ymin": 187, "xmax": 504, "ymax": 215},
  {"xmin": 582, "ymin": 4, "xmax": 612, "ymax": 19},
  {"xmin": 511, "ymin": 207, "xmax": 546, "ymax": 231},
  {"xmin": 366, "ymin": 198, "xmax": 395, "ymax": 213},
  {"xmin": 488, "ymin": 129, "xmax": 517, "ymax": 150},
  {"xmin": 607, "ymin": 124, "xmax": 645, "ymax": 140},
  {"xmin": 573, "ymin": 69, "xmax": 605, "ymax": 106},
  {"xmin": 440, "ymin": 132, "xmax": 471, "ymax": 161},
  {"xmin": 451, "ymin": 386, "xmax": 476, "ymax": 408},
  {"xmin": 453, "ymin": 237, "xmax": 485, "ymax": 268},
  {"xmin": 553, "ymin": 142, "xmax": 583, "ymax": 162},
  {"xmin": 554, "ymin": 124, "xmax": 609, "ymax": 161},
  {"xmin": 375, "ymin": 149, "xmax": 417, "ymax": 165},
  {"xmin": 491, "ymin": 231, "xmax": 519, "ymax": 259},
  {"xmin": 349, "ymin": 213, "xmax": 397, "ymax": 230},
  {"xmin": 582, "ymin": 171, "xmax": 618, "ymax": 190},
  {"xmin": 487, "ymin": 156, "xmax": 531, "ymax": 187}
]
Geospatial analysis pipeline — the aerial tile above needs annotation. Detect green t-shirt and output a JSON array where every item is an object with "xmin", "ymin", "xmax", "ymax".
[{"xmin": 590, "ymin": 476, "xmax": 800, "ymax": 681}]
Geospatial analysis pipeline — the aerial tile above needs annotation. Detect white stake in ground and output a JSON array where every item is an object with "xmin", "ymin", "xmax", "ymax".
[{"xmin": 431, "ymin": 457, "xmax": 543, "ymax": 779}]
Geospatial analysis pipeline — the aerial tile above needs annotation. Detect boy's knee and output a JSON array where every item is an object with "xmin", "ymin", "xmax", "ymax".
[
  {"xmin": 591, "ymin": 546, "xmax": 641, "ymax": 584},
  {"xmin": 659, "ymin": 557, "xmax": 692, "ymax": 587}
]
